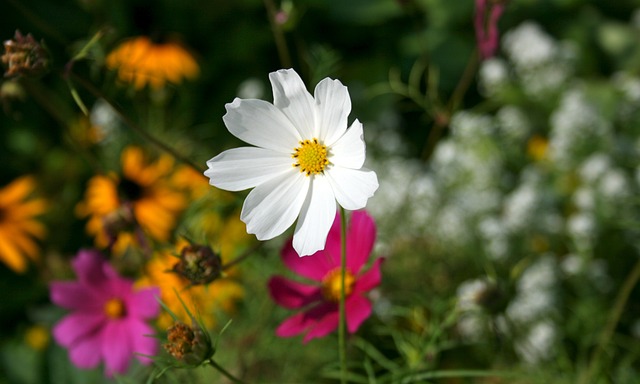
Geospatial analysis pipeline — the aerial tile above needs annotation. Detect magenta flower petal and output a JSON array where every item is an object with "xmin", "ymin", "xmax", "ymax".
[
  {"xmin": 125, "ymin": 287, "xmax": 161, "ymax": 319},
  {"xmin": 50, "ymin": 249, "xmax": 160, "ymax": 377},
  {"xmin": 352, "ymin": 258, "xmax": 383, "ymax": 294},
  {"xmin": 268, "ymin": 276, "xmax": 322, "ymax": 309},
  {"xmin": 50, "ymin": 281, "xmax": 101, "ymax": 311},
  {"xmin": 345, "ymin": 295, "xmax": 372, "ymax": 333},
  {"xmin": 101, "ymin": 321, "xmax": 132, "ymax": 376},
  {"xmin": 271, "ymin": 210, "xmax": 381, "ymax": 343},
  {"xmin": 68, "ymin": 330, "xmax": 103, "ymax": 369},
  {"xmin": 282, "ymin": 239, "xmax": 336, "ymax": 281},
  {"xmin": 52, "ymin": 312, "xmax": 105, "ymax": 347},
  {"xmin": 128, "ymin": 319, "xmax": 158, "ymax": 364},
  {"xmin": 72, "ymin": 249, "xmax": 109, "ymax": 286},
  {"xmin": 276, "ymin": 312, "xmax": 309, "ymax": 338},
  {"xmin": 302, "ymin": 303, "xmax": 340, "ymax": 343},
  {"xmin": 346, "ymin": 211, "xmax": 376, "ymax": 274}
]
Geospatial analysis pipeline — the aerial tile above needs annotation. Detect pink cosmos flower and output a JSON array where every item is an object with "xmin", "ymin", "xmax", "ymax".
[
  {"xmin": 474, "ymin": 0, "xmax": 506, "ymax": 59},
  {"xmin": 268, "ymin": 210, "xmax": 382, "ymax": 343},
  {"xmin": 50, "ymin": 249, "xmax": 160, "ymax": 376}
]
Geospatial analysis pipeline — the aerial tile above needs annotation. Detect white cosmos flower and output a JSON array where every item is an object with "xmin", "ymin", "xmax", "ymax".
[{"xmin": 204, "ymin": 69, "xmax": 378, "ymax": 256}]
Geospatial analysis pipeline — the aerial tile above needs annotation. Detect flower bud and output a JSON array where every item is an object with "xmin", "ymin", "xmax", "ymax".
[
  {"xmin": 2, "ymin": 31, "xmax": 50, "ymax": 78},
  {"xmin": 101, "ymin": 204, "xmax": 135, "ymax": 242},
  {"xmin": 172, "ymin": 244, "xmax": 222, "ymax": 285},
  {"xmin": 163, "ymin": 321, "xmax": 213, "ymax": 366}
]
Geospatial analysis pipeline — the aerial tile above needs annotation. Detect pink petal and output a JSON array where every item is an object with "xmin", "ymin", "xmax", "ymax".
[
  {"xmin": 103, "ymin": 276, "xmax": 134, "ymax": 298},
  {"xmin": 128, "ymin": 319, "xmax": 159, "ymax": 365},
  {"xmin": 68, "ymin": 330, "xmax": 103, "ymax": 369},
  {"xmin": 275, "ymin": 302, "xmax": 335, "ymax": 341},
  {"xmin": 346, "ymin": 211, "xmax": 376, "ymax": 274},
  {"xmin": 72, "ymin": 249, "xmax": 109, "ymax": 286},
  {"xmin": 352, "ymin": 258, "xmax": 383, "ymax": 294},
  {"xmin": 126, "ymin": 287, "xmax": 160, "ymax": 319},
  {"xmin": 302, "ymin": 303, "xmax": 340, "ymax": 343},
  {"xmin": 345, "ymin": 295, "xmax": 373, "ymax": 333},
  {"xmin": 268, "ymin": 276, "xmax": 321, "ymax": 309},
  {"xmin": 52, "ymin": 312, "xmax": 106, "ymax": 348},
  {"xmin": 282, "ymin": 240, "xmax": 337, "ymax": 281},
  {"xmin": 276, "ymin": 312, "xmax": 309, "ymax": 338},
  {"xmin": 101, "ymin": 320, "xmax": 133, "ymax": 376},
  {"xmin": 50, "ymin": 281, "xmax": 102, "ymax": 311}
]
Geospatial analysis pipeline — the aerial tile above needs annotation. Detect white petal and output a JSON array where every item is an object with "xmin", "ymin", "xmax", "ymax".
[
  {"xmin": 241, "ymin": 170, "xmax": 310, "ymax": 241},
  {"xmin": 314, "ymin": 78, "xmax": 351, "ymax": 146},
  {"xmin": 329, "ymin": 119, "xmax": 365, "ymax": 169},
  {"xmin": 269, "ymin": 69, "xmax": 316, "ymax": 139},
  {"xmin": 223, "ymin": 98, "xmax": 301, "ymax": 152},
  {"xmin": 293, "ymin": 177, "xmax": 337, "ymax": 256},
  {"xmin": 205, "ymin": 147, "xmax": 293, "ymax": 191},
  {"xmin": 325, "ymin": 167, "xmax": 378, "ymax": 210}
]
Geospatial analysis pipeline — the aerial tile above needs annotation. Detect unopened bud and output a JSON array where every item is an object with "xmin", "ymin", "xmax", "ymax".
[
  {"xmin": 172, "ymin": 244, "xmax": 222, "ymax": 285},
  {"xmin": 164, "ymin": 321, "xmax": 213, "ymax": 366},
  {"xmin": 2, "ymin": 31, "xmax": 49, "ymax": 78},
  {"xmin": 102, "ymin": 204, "xmax": 135, "ymax": 242}
]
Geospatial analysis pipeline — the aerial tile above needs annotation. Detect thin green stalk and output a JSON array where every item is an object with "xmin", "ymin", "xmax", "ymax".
[
  {"xmin": 208, "ymin": 359, "xmax": 246, "ymax": 384},
  {"xmin": 339, "ymin": 206, "xmax": 348, "ymax": 384},
  {"xmin": 263, "ymin": 0, "xmax": 292, "ymax": 68},
  {"xmin": 67, "ymin": 72, "xmax": 207, "ymax": 174},
  {"xmin": 579, "ymin": 257, "xmax": 640, "ymax": 384}
]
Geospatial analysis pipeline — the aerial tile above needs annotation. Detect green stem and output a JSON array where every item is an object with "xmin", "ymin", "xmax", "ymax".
[
  {"xmin": 579, "ymin": 257, "xmax": 640, "ymax": 384},
  {"xmin": 67, "ymin": 72, "xmax": 207, "ymax": 175},
  {"xmin": 262, "ymin": 0, "xmax": 292, "ymax": 68},
  {"xmin": 208, "ymin": 359, "xmax": 246, "ymax": 384},
  {"xmin": 339, "ymin": 206, "xmax": 348, "ymax": 384}
]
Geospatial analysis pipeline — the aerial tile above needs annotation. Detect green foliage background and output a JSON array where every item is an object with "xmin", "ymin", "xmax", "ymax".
[{"xmin": 2, "ymin": 0, "xmax": 640, "ymax": 382}]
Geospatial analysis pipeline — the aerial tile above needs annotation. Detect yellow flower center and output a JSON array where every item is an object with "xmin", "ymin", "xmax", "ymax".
[
  {"xmin": 103, "ymin": 298, "xmax": 126, "ymax": 319},
  {"xmin": 321, "ymin": 268, "xmax": 355, "ymax": 303},
  {"xmin": 292, "ymin": 138, "xmax": 329, "ymax": 176}
]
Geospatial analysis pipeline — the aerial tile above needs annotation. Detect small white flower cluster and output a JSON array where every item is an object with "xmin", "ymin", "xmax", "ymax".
[
  {"xmin": 507, "ymin": 256, "xmax": 560, "ymax": 364},
  {"xmin": 501, "ymin": 22, "xmax": 576, "ymax": 98},
  {"xmin": 548, "ymin": 88, "xmax": 613, "ymax": 169}
]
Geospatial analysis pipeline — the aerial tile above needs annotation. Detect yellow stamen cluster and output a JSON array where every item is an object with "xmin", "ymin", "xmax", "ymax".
[
  {"xmin": 292, "ymin": 138, "xmax": 329, "ymax": 176},
  {"xmin": 321, "ymin": 268, "xmax": 355, "ymax": 303},
  {"xmin": 103, "ymin": 297, "xmax": 126, "ymax": 319}
]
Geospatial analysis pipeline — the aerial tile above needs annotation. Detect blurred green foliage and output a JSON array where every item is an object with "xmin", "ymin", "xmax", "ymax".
[{"xmin": 2, "ymin": 0, "xmax": 640, "ymax": 382}]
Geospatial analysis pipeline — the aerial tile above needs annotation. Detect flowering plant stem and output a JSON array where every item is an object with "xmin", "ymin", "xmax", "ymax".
[
  {"xmin": 67, "ymin": 72, "xmax": 207, "ymax": 175},
  {"xmin": 207, "ymin": 359, "xmax": 246, "ymax": 384},
  {"xmin": 579, "ymin": 257, "xmax": 640, "ymax": 384},
  {"xmin": 339, "ymin": 206, "xmax": 348, "ymax": 384}
]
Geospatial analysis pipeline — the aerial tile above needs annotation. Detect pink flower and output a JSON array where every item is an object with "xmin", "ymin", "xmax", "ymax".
[
  {"xmin": 268, "ymin": 210, "xmax": 382, "ymax": 343},
  {"xmin": 50, "ymin": 249, "xmax": 160, "ymax": 376},
  {"xmin": 474, "ymin": 0, "xmax": 506, "ymax": 59}
]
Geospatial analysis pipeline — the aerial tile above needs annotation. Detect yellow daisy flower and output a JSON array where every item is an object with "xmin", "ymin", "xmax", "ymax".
[
  {"xmin": 137, "ymin": 239, "xmax": 244, "ymax": 329},
  {"xmin": 0, "ymin": 176, "xmax": 47, "ymax": 273},
  {"xmin": 77, "ymin": 146, "xmax": 186, "ymax": 253},
  {"xmin": 106, "ymin": 36, "xmax": 199, "ymax": 90}
]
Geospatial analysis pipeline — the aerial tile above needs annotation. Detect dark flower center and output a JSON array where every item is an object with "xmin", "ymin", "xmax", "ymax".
[{"xmin": 119, "ymin": 177, "xmax": 144, "ymax": 202}]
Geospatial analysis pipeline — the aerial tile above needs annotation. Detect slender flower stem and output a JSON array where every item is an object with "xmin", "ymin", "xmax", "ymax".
[
  {"xmin": 262, "ymin": 0, "xmax": 292, "ymax": 68},
  {"xmin": 579, "ymin": 257, "xmax": 640, "ymax": 384},
  {"xmin": 339, "ymin": 207, "xmax": 348, "ymax": 384},
  {"xmin": 222, "ymin": 242, "xmax": 263, "ymax": 271},
  {"xmin": 208, "ymin": 359, "xmax": 246, "ymax": 384},
  {"xmin": 67, "ymin": 72, "xmax": 207, "ymax": 175}
]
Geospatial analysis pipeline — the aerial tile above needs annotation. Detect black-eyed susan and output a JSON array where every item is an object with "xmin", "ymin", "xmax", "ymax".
[
  {"xmin": 0, "ymin": 175, "xmax": 47, "ymax": 273},
  {"xmin": 137, "ymin": 239, "xmax": 244, "ymax": 330},
  {"xmin": 76, "ymin": 146, "xmax": 186, "ymax": 254},
  {"xmin": 106, "ymin": 36, "xmax": 199, "ymax": 90}
]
